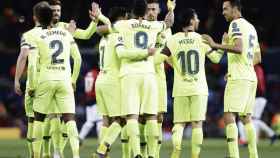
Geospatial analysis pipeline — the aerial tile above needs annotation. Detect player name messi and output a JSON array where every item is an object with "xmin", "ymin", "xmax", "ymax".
[{"xmin": 179, "ymin": 38, "xmax": 194, "ymax": 45}]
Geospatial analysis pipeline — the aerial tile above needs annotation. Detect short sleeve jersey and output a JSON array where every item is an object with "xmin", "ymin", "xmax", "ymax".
[
  {"xmin": 227, "ymin": 18, "xmax": 258, "ymax": 81},
  {"xmin": 166, "ymin": 32, "xmax": 212, "ymax": 97}
]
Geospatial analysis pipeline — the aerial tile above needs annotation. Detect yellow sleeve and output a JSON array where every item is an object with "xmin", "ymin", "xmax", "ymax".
[
  {"xmin": 116, "ymin": 46, "xmax": 149, "ymax": 60},
  {"xmin": 160, "ymin": 21, "xmax": 167, "ymax": 33},
  {"xmin": 166, "ymin": 36, "xmax": 175, "ymax": 52},
  {"xmin": 201, "ymin": 38, "xmax": 223, "ymax": 63},
  {"xmin": 70, "ymin": 38, "xmax": 82, "ymax": 84},
  {"xmin": 73, "ymin": 21, "xmax": 97, "ymax": 39},
  {"xmin": 114, "ymin": 34, "xmax": 148, "ymax": 60},
  {"xmin": 253, "ymin": 42, "xmax": 261, "ymax": 65},
  {"xmin": 154, "ymin": 29, "xmax": 172, "ymax": 65},
  {"xmin": 98, "ymin": 13, "xmax": 111, "ymax": 25},
  {"xmin": 207, "ymin": 50, "xmax": 224, "ymax": 64},
  {"xmin": 154, "ymin": 42, "xmax": 172, "ymax": 65},
  {"xmin": 254, "ymin": 41, "xmax": 261, "ymax": 53},
  {"xmin": 22, "ymin": 33, "xmax": 38, "ymax": 89},
  {"xmin": 27, "ymin": 48, "xmax": 38, "ymax": 90},
  {"xmin": 154, "ymin": 53, "xmax": 168, "ymax": 65}
]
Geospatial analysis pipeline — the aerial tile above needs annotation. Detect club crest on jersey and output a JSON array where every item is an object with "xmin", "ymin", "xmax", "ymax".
[
  {"xmin": 118, "ymin": 36, "xmax": 124, "ymax": 42},
  {"xmin": 40, "ymin": 35, "xmax": 47, "ymax": 39},
  {"xmin": 232, "ymin": 22, "xmax": 240, "ymax": 32}
]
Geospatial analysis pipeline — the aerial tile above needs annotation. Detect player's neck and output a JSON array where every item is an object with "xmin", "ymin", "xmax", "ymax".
[
  {"xmin": 133, "ymin": 14, "xmax": 144, "ymax": 20},
  {"xmin": 233, "ymin": 12, "xmax": 242, "ymax": 20},
  {"xmin": 52, "ymin": 20, "xmax": 60, "ymax": 26},
  {"xmin": 35, "ymin": 21, "xmax": 40, "ymax": 27},
  {"xmin": 136, "ymin": 16, "xmax": 145, "ymax": 23},
  {"xmin": 183, "ymin": 26, "xmax": 194, "ymax": 33}
]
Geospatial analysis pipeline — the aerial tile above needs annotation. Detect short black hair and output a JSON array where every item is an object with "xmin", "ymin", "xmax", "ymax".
[
  {"xmin": 133, "ymin": 0, "xmax": 147, "ymax": 17},
  {"xmin": 33, "ymin": 1, "xmax": 53, "ymax": 27},
  {"xmin": 108, "ymin": 7, "xmax": 127, "ymax": 23},
  {"xmin": 178, "ymin": 8, "xmax": 196, "ymax": 30},
  {"xmin": 49, "ymin": 0, "xmax": 61, "ymax": 6},
  {"xmin": 223, "ymin": 0, "xmax": 242, "ymax": 11},
  {"xmin": 147, "ymin": 0, "xmax": 158, "ymax": 4}
]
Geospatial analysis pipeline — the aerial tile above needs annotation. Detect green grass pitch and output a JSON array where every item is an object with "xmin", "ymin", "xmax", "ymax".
[{"xmin": 0, "ymin": 138, "xmax": 279, "ymax": 158}]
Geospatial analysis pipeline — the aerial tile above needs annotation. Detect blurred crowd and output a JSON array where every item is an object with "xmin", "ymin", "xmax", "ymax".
[{"xmin": 1, "ymin": 0, "xmax": 280, "ymax": 138}]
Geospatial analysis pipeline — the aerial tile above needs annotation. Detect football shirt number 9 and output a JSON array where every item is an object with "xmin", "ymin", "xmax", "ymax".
[{"xmin": 134, "ymin": 31, "xmax": 148, "ymax": 49}]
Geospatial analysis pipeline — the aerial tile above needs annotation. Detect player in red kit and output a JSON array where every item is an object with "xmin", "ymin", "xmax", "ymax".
[{"xmin": 79, "ymin": 68, "xmax": 102, "ymax": 144}]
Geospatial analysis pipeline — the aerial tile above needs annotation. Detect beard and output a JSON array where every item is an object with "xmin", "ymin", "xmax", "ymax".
[
  {"xmin": 147, "ymin": 15, "xmax": 156, "ymax": 21},
  {"xmin": 52, "ymin": 19, "xmax": 59, "ymax": 24},
  {"xmin": 52, "ymin": 14, "xmax": 60, "ymax": 24}
]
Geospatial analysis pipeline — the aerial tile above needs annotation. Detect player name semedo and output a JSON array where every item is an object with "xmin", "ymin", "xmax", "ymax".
[
  {"xmin": 40, "ymin": 30, "xmax": 66, "ymax": 39},
  {"xmin": 131, "ymin": 22, "xmax": 151, "ymax": 29}
]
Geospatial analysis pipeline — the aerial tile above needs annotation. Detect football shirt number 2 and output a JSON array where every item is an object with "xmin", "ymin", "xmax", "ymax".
[{"xmin": 49, "ymin": 40, "xmax": 64, "ymax": 64}]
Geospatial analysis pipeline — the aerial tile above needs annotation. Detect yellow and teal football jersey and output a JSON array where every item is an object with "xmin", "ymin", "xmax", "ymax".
[
  {"xmin": 227, "ymin": 18, "xmax": 259, "ymax": 81},
  {"xmin": 166, "ymin": 32, "xmax": 219, "ymax": 96},
  {"xmin": 113, "ymin": 19, "xmax": 166, "ymax": 76},
  {"xmin": 33, "ymin": 27, "xmax": 81, "ymax": 84},
  {"xmin": 98, "ymin": 33, "xmax": 121, "ymax": 76}
]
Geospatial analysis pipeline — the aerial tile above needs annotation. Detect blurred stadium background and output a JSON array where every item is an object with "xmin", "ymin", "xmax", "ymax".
[{"xmin": 0, "ymin": 0, "xmax": 280, "ymax": 157}]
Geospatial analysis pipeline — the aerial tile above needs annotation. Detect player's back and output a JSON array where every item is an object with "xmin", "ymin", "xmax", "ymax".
[
  {"xmin": 99, "ymin": 33, "xmax": 121, "ymax": 77},
  {"xmin": 227, "ymin": 18, "xmax": 258, "ymax": 81},
  {"xmin": 113, "ymin": 19, "xmax": 165, "ymax": 76},
  {"xmin": 36, "ymin": 27, "xmax": 75, "ymax": 83},
  {"xmin": 167, "ymin": 32, "xmax": 210, "ymax": 96}
]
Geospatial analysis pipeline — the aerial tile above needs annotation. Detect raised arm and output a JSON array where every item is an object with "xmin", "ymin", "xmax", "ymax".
[
  {"xmin": 70, "ymin": 41, "xmax": 82, "ymax": 90},
  {"xmin": 164, "ymin": 0, "xmax": 175, "ymax": 28},
  {"xmin": 89, "ymin": 2, "xmax": 113, "ymax": 35},
  {"xmin": 164, "ymin": 10, "xmax": 174, "ymax": 28},
  {"xmin": 73, "ymin": 21, "xmax": 98, "ymax": 40}
]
